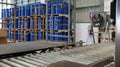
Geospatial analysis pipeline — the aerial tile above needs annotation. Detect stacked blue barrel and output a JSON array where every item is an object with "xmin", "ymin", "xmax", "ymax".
[
  {"xmin": 47, "ymin": 0, "xmax": 69, "ymax": 41},
  {"xmin": 1, "ymin": 1, "xmax": 69, "ymax": 42}
]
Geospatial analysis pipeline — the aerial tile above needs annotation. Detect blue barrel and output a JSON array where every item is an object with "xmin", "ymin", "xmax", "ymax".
[
  {"xmin": 47, "ymin": 2, "xmax": 52, "ymax": 14},
  {"xmin": 16, "ymin": 19, "xmax": 18, "ymax": 28},
  {"xmin": 54, "ymin": 0, "xmax": 64, "ymax": 2},
  {"xmin": 17, "ymin": 6, "xmax": 21, "ymax": 16},
  {"xmin": 21, "ymin": 6, "xmax": 25, "ymax": 16},
  {"xmin": 24, "ymin": 18, "xmax": 29, "ymax": 29},
  {"xmin": 30, "ymin": 32, "xmax": 34, "ymax": 41},
  {"xmin": 54, "ymin": 16, "xmax": 62, "ymax": 30},
  {"xmin": 48, "ymin": 16, "xmax": 53, "ymax": 30},
  {"xmin": 2, "ymin": 22, "xmax": 7, "ymax": 28},
  {"xmin": 48, "ymin": 32, "xmax": 54, "ymax": 40},
  {"xmin": 18, "ymin": 18, "xmax": 24, "ymax": 28},
  {"xmin": 16, "ymin": 6, "xmax": 19, "ymax": 17},
  {"xmin": 62, "ymin": 32, "xmax": 68, "ymax": 41},
  {"xmin": 30, "ymin": 4, "xmax": 36, "ymax": 16},
  {"xmin": 10, "ymin": 31, "xmax": 14, "ymax": 40},
  {"xmin": 37, "ymin": 32, "xmax": 42, "ymax": 40},
  {"xmin": 26, "ymin": 31, "xmax": 30, "ymax": 41},
  {"xmin": 17, "ymin": 19, "xmax": 21, "ymax": 28},
  {"xmin": 54, "ymin": 1, "xmax": 63, "ymax": 14},
  {"xmin": 21, "ymin": 31, "xmax": 24, "ymax": 41},
  {"xmin": 7, "ymin": 30, "xmax": 11, "ymax": 40},
  {"xmin": 1, "ymin": 9, "xmax": 4, "ymax": 18},
  {"xmin": 6, "ymin": 9, "xmax": 9, "ymax": 18},
  {"xmin": 62, "ymin": 17, "xmax": 68, "ymax": 30},
  {"xmin": 7, "ymin": 30, "xmax": 9, "ymax": 39},
  {"xmin": 30, "ymin": 18, "xmax": 34, "ymax": 29},
  {"xmin": 37, "ymin": 18, "xmax": 42, "ymax": 30},
  {"xmin": 9, "ymin": 19, "xmax": 14, "ymax": 28},
  {"xmin": 37, "ymin": 4, "xmax": 46, "ymax": 16},
  {"xmin": 63, "ymin": 2, "xmax": 68, "ymax": 14},
  {"xmin": 9, "ymin": 8, "xmax": 14, "ymax": 17},
  {"xmin": 54, "ymin": 32, "xmax": 62, "ymax": 41},
  {"xmin": 16, "ymin": 30, "xmax": 20, "ymax": 40},
  {"xmin": 24, "ymin": 5, "xmax": 30, "ymax": 16}
]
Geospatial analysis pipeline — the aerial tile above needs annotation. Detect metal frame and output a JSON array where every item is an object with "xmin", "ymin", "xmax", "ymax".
[
  {"xmin": 116, "ymin": 0, "xmax": 120, "ymax": 66},
  {"xmin": 45, "ymin": 0, "xmax": 76, "ymax": 45},
  {"xmin": 1, "ymin": 0, "xmax": 76, "ymax": 44}
]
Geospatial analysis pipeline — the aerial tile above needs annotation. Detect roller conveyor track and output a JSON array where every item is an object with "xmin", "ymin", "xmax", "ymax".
[{"xmin": 0, "ymin": 43, "xmax": 114, "ymax": 67}]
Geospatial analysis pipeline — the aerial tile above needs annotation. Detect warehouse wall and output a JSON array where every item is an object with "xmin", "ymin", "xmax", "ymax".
[
  {"xmin": 104, "ymin": 0, "xmax": 112, "ymax": 12},
  {"xmin": 75, "ymin": 0, "xmax": 104, "ymax": 44}
]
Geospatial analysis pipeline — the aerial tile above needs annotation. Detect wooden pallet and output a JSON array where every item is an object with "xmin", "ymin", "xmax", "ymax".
[
  {"xmin": 0, "ymin": 37, "xmax": 7, "ymax": 44},
  {"xmin": 48, "ymin": 14, "xmax": 69, "ymax": 17},
  {"xmin": 48, "ymin": 30, "xmax": 68, "ymax": 32}
]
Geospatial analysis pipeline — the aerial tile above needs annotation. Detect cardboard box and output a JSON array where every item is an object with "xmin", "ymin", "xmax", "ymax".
[
  {"xmin": 0, "ymin": 29, "xmax": 7, "ymax": 37},
  {"xmin": 0, "ymin": 37, "xmax": 7, "ymax": 44}
]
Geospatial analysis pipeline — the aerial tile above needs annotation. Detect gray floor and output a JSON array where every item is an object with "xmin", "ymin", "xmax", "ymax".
[
  {"xmin": 0, "ymin": 41, "xmax": 68, "ymax": 55},
  {"xmin": 0, "ymin": 42, "xmax": 115, "ymax": 67}
]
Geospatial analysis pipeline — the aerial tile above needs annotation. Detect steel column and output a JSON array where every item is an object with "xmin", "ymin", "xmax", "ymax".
[
  {"xmin": 73, "ymin": 0, "xmax": 76, "ymax": 44},
  {"xmin": 45, "ymin": 0, "xmax": 48, "ymax": 42},
  {"xmin": 116, "ymin": 0, "xmax": 120, "ymax": 67}
]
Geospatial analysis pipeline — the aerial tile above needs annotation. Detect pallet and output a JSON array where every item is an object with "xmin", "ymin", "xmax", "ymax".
[
  {"xmin": 48, "ymin": 14, "xmax": 69, "ymax": 17},
  {"xmin": 0, "ymin": 37, "xmax": 7, "ymax": 44},
  {"xmin": 16, "ymin": 15, "xmax": 45, "ymax": 19},
  {"xmin": 48, "ymin": 30, "xmax": 68, "ymax": 32}
]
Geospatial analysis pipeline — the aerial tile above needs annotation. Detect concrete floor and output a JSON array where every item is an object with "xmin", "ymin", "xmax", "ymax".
[{"xmin": 0, "ymin": 42, "xmax": 115, "ymax": 67}]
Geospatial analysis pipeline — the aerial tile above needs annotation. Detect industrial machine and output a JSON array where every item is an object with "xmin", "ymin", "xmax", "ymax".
[{"xmin": 91, "ymin": 12, "xmax": 114, "ymax": 43}]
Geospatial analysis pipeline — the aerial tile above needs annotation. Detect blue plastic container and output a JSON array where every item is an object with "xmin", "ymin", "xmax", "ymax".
[
  {"xmin": 48, "ymin": 32, "xmax": 54, "ymax": 40},
  {"xmin": 30, "ymin": 18, "xmax": 34, "ymax": 29},
  {"xmin": 37, "ymin": 32, "xmax": 42, "ymax": 40},
  {"xmin": 37, "ymin": 4, "xmax": 46, "ymax": 16},
  {"xmin": 30, "ymin": 32, "xmax": 34, "ymax": 41},
  {"xmin": 17, "ymin": 19, "xmax": 21, "ymax": 28},
  {"xmin": 16, "ymin": 30, "xmax": 20, "ymax": 40},
  {"xmin": 6, "ymin": 9, "xmax": 9, "ymax": 18},
  {"xmin": 7, "ymin": 30, "xmax": 9, "ymax": 39},
  {"xmin": 54, "ymin": 16, "xmax": 62, "ymax": 30},
  {"xmin": 37, "ymin": 18, "xmax": 42, "ymax": 30},
  {"xmin": 9, "ymin": 19, "xmax": 14, "ymax": 28},
  {"xmin": 62, "ymin": 32, "xmax": 68, "ymax": 41},
  {"xmin": 7, "ymin": 30, "xmax": 11, "ymax": 40},
  {"xmin": 17, "ymin": 6, "xmax": 21, "ymax": 16},
  {"xmin": 21, "ymin": 6, "xmax": 25, "ymax": 16},
  {"xmin": 48, "ymin": 2, "xmax": 52, "ymax": 14},
  {"xmin": 10, "ymin": 31, "xmax": 14, "ymax": 40},
  {"xmin": 54, "ymin": 32, "xmax": 62, "ymax": 41},
  {"xmin": 63, "ymin": 2, "xmax": 68, "ymax": 14},
  {"xmin": 9, "ymin": 8, "xmax": 14, "ymax": 17},
  {"xmin": 25, "ymin": 5, "xmax": 30, "ymax": 16},
  {"xmin": 16, "ymin": 19, "xmax": 19, "ymax": 28},
  {"xmin": 30, "ymin": 4, "xmax": 36, "ymax": 16},
  {"xmin": 18, "ymin": 18, "xmax": 24, "ymax": 28},
  {"xmin": 26, "ymin": 31, "xmax": 30, "ymax": 41},
  {"xmin": 1, "ymin": 9, "xmax": 4, "ymax": 18},
  {"xmin": 53, "ymin": 1, "xmax": 63, "ymax": 14},
  {"xmin": 48, "ymin": 16, "xmax": 54, "ymax": 30}
]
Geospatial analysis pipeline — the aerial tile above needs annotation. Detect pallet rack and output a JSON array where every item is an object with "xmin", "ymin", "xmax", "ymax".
[
  {"xmin": 45, "ymin": 0, "xmax": 76, "ymax": 44},
  {"xmin": 1, "ymin": 0, "xmax": 76, "ymax": 44}
]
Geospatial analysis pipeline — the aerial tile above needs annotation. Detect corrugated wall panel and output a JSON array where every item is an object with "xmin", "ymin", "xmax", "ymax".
[{"xmin": 76, "ymin": 0, "xmax": 104, "ymax": 23}]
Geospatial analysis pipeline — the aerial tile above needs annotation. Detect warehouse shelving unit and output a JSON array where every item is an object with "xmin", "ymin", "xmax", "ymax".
[
  {"xmin": 45, "ymin": 0, "xmax": 76, "ymax": 44},
  {"xmin": 1, "ymin": 0, "xmax": 76, "ymax": 45}
]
